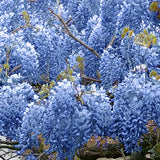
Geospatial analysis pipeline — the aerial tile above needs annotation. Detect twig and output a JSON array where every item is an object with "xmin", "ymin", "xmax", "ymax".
[
  {"xmin": 27, "ymin": 0, "xmax": 38, "ymax": 2},
  {"xmin": 37, "ymin": 152, "xmax": 45, "ymax": 159},
  {"xmin": 7, "ymin": 65, "xmax": 21, "ymax": 76},
  {"xmin": 120, "ymin": 148, "xmax": 127, "ymax": 160},
  {"xmin": 10, "ymin": 24, "xmax": 39, "ymax": 34},
  {"xmin": 81, "ymin": 74, "xmax": 101, "ymax": 83},
  {"xmin": 4, "ymin": 43, "xmax": 18, "ymax": 77},
  {"xmin": 10, "ymin": 26, "xmax": 24, "ymax": 34},
  {"xmin": 0, "ymin": 145, "xmax": 20, "ymax": 151},
  {"xmin": 56, "ymin": 0, "xmax": 61, "ymax": 16},
  {"xmin": 0, "ymin": 140, "xmax": 19, "ymax": 145},
  {"xmin": 47, "ymin": 61, "xmax": 49, "ymax": 81},
  {"xmin": 105, "ymin": 35, "xmax": 116, "ymax": 50},
  {"xmin": 48, "ymin": 7, "xmax": 101, "ymax": 58}
]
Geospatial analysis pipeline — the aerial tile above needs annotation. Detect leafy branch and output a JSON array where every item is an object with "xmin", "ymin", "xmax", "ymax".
[
  {"xmin": 10, "ymin": 11, "xmax": 39, "ymax": 34},
  {"xmin": 75, "ymin": 55, "xmax": 101, "ymax": 85},
  {"xmin": 37, "ymin": 62, "xmax": 55, "ymax": 105},
  {"xmin": 57, "ymin": 63, "xmax": 76, "ymax": 82},
  {"xmin": 0, "ymin": 44, "xmax": 21, "ymax": 77}
]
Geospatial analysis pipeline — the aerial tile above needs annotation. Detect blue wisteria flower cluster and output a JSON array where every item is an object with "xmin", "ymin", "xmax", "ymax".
[
  {"xmin": 0, "ymin": 0, "xmax": 160, "ymax": 159},
  {"xmin": 110, "ymin": 73, "xmax": 160, "ymax": 152}
]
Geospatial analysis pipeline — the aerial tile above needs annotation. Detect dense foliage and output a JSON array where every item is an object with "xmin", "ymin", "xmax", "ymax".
[{"xmin": 0, "ymin": 0, "xmax": 160, "ymax": 159}]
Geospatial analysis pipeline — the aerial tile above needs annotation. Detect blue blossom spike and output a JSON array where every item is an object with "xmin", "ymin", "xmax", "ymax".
[
  {"xmin": 111, "ymin": 73, "xmax": 160, "ymax": 153},
  {"xmin": 0, "ymin": 76, "xmax": 35, "ymax": 140}
]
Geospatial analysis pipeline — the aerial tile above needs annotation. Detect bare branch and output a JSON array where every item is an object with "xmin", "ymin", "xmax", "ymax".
[
  {"xmin": 10, "ymin": 24, "xmax": 39, "ymax": 34},
  {"xmin": 8, "ymin": 65, "xmax": 21, "ymax": 76},
  {"xmin": 81, "ymin": 74, "xmax": 101, "ymax": 83},
  {"xmin": 0, "ymin": 140, "xmax": 19, "ymax": 145},
  {"xmin": 0, "ymin": 145, "xmax": 20, "ymax": 151},
  {"xmin": 48, "ymin": 7, "xmax": 101, "ymax": 58},
  {"xmin": 27, "ymin": 0, "xmax": 38, "ymax": 2},
  {"xmin": 10, "ymin": 26, "xmax": 24, "ymax": 34},
  {"xmin": 37, "ymin": 152, "xmax": 45, "ymax": 159},
  {"xmin": 105, "ymin": 35, "xmax": 116, "ymax": 50}
]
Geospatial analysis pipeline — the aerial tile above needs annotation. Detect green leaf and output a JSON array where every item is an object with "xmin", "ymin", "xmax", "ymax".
[
  {"xmin": 0, "ymin": 68, "xmax": 3, "ymax": 74},
  {"xmin": 67, "ymin": 64, "xmax": 70, "ymax": 71},
  {"xmin": 128, "ymin": 30, "xmax": 134, "ymax": 37},
  {"xmin": 154, "ymin": 142, "xmax": 160, "ymax": 154},
  {"xmin": 150, "ymin": 70, "xmax": 157, "ymax": 77},
  {"xmin": 21, "ymin": 11, "xmax": 30, "ymax": 25},
  {"xmin": 68, "ymin": 69, "xmax": 73, "ymax": 75},
  {"xmin": 3, "ymin": 63, "xmax": 10, "ymax": 70},
  {"xmin": 76, "ymin": 56, "xmax": 83, "ymax": 62},
  {"xmin": 156, "ymin": 75, "xmax": 160, "ymax": 80},
  {"xmin": 123, "ymin": 27, "xmax": 129, "ymax": 34},
  {"xmin": 68, "ymin": 76, "xmax": 75, "ymax": 81},
  {"xmin": 23, "ymin": 149, "xmax": 32, "ymax": 155},
  {"xmin": 143, "ymin": 29, "xmax": 148, "ymax": 35},
  {"xmin": 152, "ymin": 37, "xmax": 157, "ymax": 45},
  {"xmin": 49, "ymin": 80, "xmax": 55, "ymax": 88},
  {"xmin": 57, "ymin": 74, "xmax": 61, "ymax": 81},
  {"xmin": 149, "ymin": 1, "xmax": 159, "ymax": 12}
]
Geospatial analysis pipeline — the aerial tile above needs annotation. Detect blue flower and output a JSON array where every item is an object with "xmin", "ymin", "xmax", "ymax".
[
  {"xmin": 0, "ymin": 77, "xmax": 34, "ymax": 140},
  {"xmin": 111, "ymin": 73, "xmax": 160, "ymax": 153}
]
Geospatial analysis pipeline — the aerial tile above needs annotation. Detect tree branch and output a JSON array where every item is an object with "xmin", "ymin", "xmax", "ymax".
[
  {"xmin": 8, "ymin": 65, "xmax": 21, "ymax": 76},
  {"xmin": 48, "ymin": 7, "xmax": 101, "ymax": 58},
  {"xmin": 105, "ymin": 35, "xmax": 116, "ymax": 50},
  {"xmin": 81, "ymin": 74, "xmax": 101, "ymax": 83},
  {"xmin": 0, "ymin": 145, "xmax": 20, "ymax": 151},
  {"xmin": 10, "ymin": 24, "xmax": 39, "ymax": 34},
  {"xmin": 0, "ymin": 140, "xmax": 19, "ymax": 145}
]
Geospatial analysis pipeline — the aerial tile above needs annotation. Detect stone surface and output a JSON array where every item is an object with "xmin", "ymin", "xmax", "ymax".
[{"xmin": 0, "ymin": 136, "xmax": 22, "ymax": 160}]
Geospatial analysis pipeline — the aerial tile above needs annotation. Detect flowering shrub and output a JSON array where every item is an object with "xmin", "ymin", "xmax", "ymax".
[
  {"xmin": 19, "ymin": 80, "xmax": 112, "ymax": 159},
  {"xmin": 0, "ymin": 0, "xmax": 160, "ymax": 159},
  {"xmin": 111, "ymin": 73, "xmax": 160, "ymax": 152},
  {"xmin": 0, "ymin": 74, "xmax": 34, "ymax": 140}
]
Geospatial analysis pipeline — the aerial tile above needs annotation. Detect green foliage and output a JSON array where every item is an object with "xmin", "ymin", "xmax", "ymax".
[
  {"xmin": 149, "ymin": 70, "xmax": 160, "ymax": 80},
  {"xmin": 76, "ymin": 56, "xmax": 85, "ymax": 75},
  {"xmin": 11, "ymin": 10, "xmax": 39, "ymax": 34},
  {"xmin": 22, "ymin": 11, "xmax": 30, "ymax": 25},
  {"xmin": 149, "ymin": 1, "xmax": 159, "ymax": 12},
  {"xmin": 76, "ymin": 55, "xmax": 100, "ymax": 86},
  {"xmin": 121, "ymin": 27, "xmax": 130, "ymax": 38},
  {"xmin": 3, "ymin": 63, "xmax": 10, "ymax": 71},
  {"xmin": 149, "ymin": 1, "xmax": 160, "ymax": 19},
  {"xmin": 138, "ymin": 120, "xmax": 160, "ymax": 159},
  {"xmin": 130, "ymin": 151, "xmax": 146, "ymax": 160},
  {"xmin": 134, "ymin": 29, "xmax": 157, "ymax": 48},
  {"xmin": 0, "ymin": 44, "xmax": 21, "ymax": 77},
  {"xmin": 121, "ymin": 27, "xmax": 157, "ymax": 48},
  {"xmin": 121, "ymin": 27, "xmax": 134, "ymax": 39},
  {"xmin": 27, "ymin": 0, "xmax": 38, "ymax": 2},
  {"xmin": 37, "ymin": 79, "xmax": 55, "ymax": 105},
  {"xmin": 57, "ymin": 63, "xmax": 76, "ymax": 82}
]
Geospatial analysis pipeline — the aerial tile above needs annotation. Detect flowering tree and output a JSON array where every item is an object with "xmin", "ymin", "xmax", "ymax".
[{"xmin": 0, "ymin": 0, "xmax": 160, "ymax": 159}]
